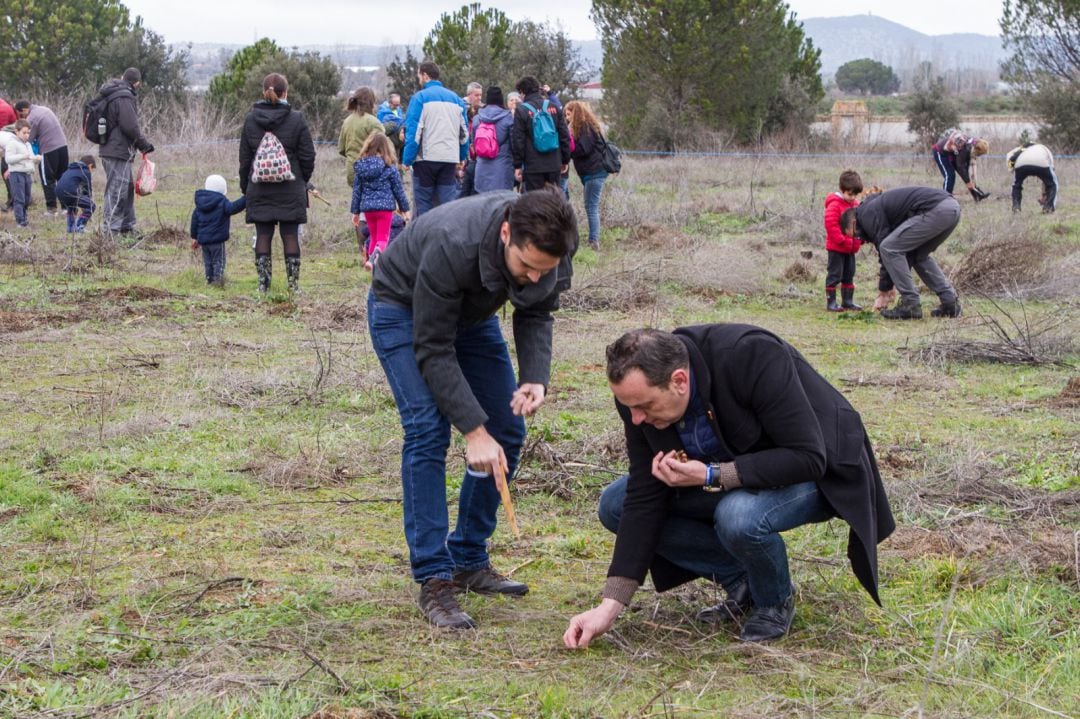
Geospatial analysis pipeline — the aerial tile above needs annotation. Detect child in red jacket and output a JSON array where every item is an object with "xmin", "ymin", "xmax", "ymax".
[{"xmin": 823, "ymin": 170, "xmax": 863, "ymax": 311}]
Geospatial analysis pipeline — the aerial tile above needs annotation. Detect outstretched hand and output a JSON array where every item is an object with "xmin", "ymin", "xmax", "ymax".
[
  {"xmin": 510, "ymin": 383, "xmax": 546, "ymax": 417},
  {"xmin": 564, "ymin": 599, "xmax": 623, "ymax": 649}
]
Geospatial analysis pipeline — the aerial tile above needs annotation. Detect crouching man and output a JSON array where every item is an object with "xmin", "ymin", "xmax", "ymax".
[{"xmin": 564, "ymin": 326, "xmax": 894, "ymax": 646}]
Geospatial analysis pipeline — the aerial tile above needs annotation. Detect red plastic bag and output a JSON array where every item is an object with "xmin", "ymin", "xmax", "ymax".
[{"xmin": 135, "ymin": 153, "xmax": 157, "ymax": 196}]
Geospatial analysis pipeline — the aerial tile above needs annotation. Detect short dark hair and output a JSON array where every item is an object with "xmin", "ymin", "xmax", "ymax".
[
  {"xmin": 122, "ymin": 67, "xmax": 141, "ymax": 84},
  {"xmin": 13, "ymin": 119, "xmax": 29, "ymax": 131},
  {"xmin": 485, "ymin": 85, "xmax": 504, "ymax": 108},
  {"xmin": 606, "ymin": 329, "xmax": 689, "ymax": 388},
  {"xmin": 418, "ymin": 61, "xmax": 440, "ymax": 80},
  {"xmin": 506, "ymin": 186, "xmax": 577, "ymax": 258},
  {"xmin": 80, "ymin": 154, "xmax": 96, "ymax": 168},
  {"xmin": 839, "ymin": 170, "xmax": 863, "ymax": 194},
  {"xmin": 515, "ymin": 76, "xmax": 540, "ymax": 97},
  {"xmin": 839, "ymin": 207, "xmax": 858, "ymax": 236},
  {"xmin": 13, "ymin": 100, "xmax": 29, "ymax": 113}
]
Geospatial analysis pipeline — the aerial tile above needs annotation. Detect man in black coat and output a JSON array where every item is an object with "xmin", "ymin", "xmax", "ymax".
[
  {"xmin": 98, "ymin": 68, "xmax": 154, "ymax": 237},
  {"xmin": 841, "ymin": 186, "xmax": 962, "ymax": 320},
  {"xmin": 564, "ymin": 325, "xmax": 895, "ymax": 646}
]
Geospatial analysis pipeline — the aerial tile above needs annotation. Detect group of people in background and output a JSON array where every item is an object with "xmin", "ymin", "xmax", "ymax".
[
  {"xmin": 820, "ymin": 127, "xmax": 1060, "ymax": 319},
  {"xmin": 1, "ymin": 68, "xmax": 153, "ymax": 237}
]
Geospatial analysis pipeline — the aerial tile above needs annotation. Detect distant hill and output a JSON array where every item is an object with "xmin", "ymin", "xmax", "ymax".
[{"xmin": 799, "ymin": 15, "xmax": 1007, "ymax": 77}]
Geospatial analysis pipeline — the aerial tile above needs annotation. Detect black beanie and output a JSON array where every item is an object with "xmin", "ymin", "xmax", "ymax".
[
  {"xmin": 122, "ymin": 68, "xmax": 141, "ymax": 84},
  {"xmin": 485, "ymin": 86, "xmax": 504, "ymax": 108}
]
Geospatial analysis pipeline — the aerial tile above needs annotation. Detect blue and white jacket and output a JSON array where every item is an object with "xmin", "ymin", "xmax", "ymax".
[{"xmin": 402, "ymin": 80, "xmax": 468, "ymax": 166}]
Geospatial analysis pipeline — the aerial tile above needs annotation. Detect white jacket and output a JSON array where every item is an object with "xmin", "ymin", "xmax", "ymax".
[
  {"xmin": 1008, "ymin": 143, "xmax": 1053, "ymax": 171},
  {"xmin": 1, "ymin": 131, "xmax": 39, "ymax": 173}
]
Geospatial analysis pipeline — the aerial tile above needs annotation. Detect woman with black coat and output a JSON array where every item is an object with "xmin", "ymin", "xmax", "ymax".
[
  {"xmin": 565, "ymin": 100, "xmax": 609, "ymax": 251},
  {"xmin": 239, "ymin": 73, "xmax": 316, "ymax": 294}
]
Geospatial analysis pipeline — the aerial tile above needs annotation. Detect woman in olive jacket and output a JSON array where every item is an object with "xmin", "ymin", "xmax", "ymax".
[{"xmin": 239, "ymin": 73, "xmax": 316, "ymax": 294}]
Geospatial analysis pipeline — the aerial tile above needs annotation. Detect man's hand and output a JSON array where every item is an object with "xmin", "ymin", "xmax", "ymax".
[
  {"xmin": 465, "ymin": 425, "xmax": 507, "ymax": 480},
  {"xmin": 651, "ymin": 450, "xmax": 707, "ymax": 488},
  {"xmin": 873, "ymin": 289, "xmax": 897, "ymax": 312},
  {"xmin": 560, "ymin": 164, "xmax": 568, "ymax": 175},
  {"xmin": 510, "ymin": 383, "xmax": 545, "ymax": 417},
  {"xmin": 514, "ymin": 168, "xmax": 523, "ymax": 182},
  {"xmin": 190, "ymin": 239, "xmax": 199, "ymax": 251},
  {"xmin": 352, "ymin": 213, "xmax": 361, "ymax": 228},
  {"xmin": 564, "ymin": 599, "xmax": 623, "ymax": 649}
]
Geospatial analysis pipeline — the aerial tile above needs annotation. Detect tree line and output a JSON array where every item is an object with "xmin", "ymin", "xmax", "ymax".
[{"xmin": 4, "ymin": 0, "xmax": 1080, "ymax": 150}]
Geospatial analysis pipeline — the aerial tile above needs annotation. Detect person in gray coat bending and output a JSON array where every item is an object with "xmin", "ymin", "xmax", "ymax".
[
  {"xmin": 367, "ymin": 188, "xmax": 577, "ymax": 630},
  {"xmin": 841, "ymin": 186, "xmax": 962, "ymax": 320}
]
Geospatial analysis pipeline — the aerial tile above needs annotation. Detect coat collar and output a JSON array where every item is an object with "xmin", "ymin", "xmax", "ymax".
[{"xmin": 674, "ymin": 330, "xmax": 713, "ymax": 411}]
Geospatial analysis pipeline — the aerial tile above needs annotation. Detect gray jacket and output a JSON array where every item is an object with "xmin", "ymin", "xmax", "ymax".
[
  {"xmin": 98, "ymin": 79, "xmax": 152, "ymax": 161},
  {"xmin": 853, "ymin": 186, "xmax": 953, "ymax": 245},
  {"xmin": 25, "ymin": 105, "xmax": 67, "ymax": 154},
  {"xmin": 371, "ymin": 191, "xmax": 575, "ymax": 433}
]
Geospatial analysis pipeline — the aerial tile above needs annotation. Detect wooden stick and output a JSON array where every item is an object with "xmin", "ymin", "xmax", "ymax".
[
  {"xmin": 308, "ymin": 190, "xmax": 332, "ymax": 206},
  {"xmin": 494, "ymin": 463, "xmax": 520, "ymax": 538}
]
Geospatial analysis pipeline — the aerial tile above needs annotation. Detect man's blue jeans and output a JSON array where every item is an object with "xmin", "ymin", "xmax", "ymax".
[
  {"xmin": 412, "ymin": 161, "xmax": 459, "ymax": 217},
  {"xmin": 598, "ymin": 475, "xmax": 834, "ymax": 607},
  {"xmin": 367, "ymin": 290, "xmax": 526, "ymax": 583},
  {"xmin": 581, "ymin": 172, "xmax": 608, "ymax": 244}
]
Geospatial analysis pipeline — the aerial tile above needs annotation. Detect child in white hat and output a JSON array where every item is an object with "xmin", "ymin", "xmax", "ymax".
[{"xmin": 190, "ymin": 174, "xmax": 246, "ymax": 287}]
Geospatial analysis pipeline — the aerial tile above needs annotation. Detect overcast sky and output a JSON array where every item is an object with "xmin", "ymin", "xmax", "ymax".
[{"xmin": 122, "ymin": 0, "xmax": 1004, "ymax": 46}]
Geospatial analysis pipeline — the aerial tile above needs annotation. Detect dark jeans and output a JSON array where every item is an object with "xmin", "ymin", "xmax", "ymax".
[
  {"xmin": 412, "ymin": 161, "xmax": 459, "ymax": 217},
  {"xmin": 457, "ymin": 159, "xmax": 477, "ymax": 199},
  {"xmin": 933, "ymin": 150, "xmax": 957, "ymax": 193},
  {"xmin": 1012, "ymin": 165, "xmax": 1057, "ymax": 212},
  {"xmin": 367, "ymin": 290, "xmax": 526, "ymax": 583},
  {"xmin": 9, "ymin": 172, "xmax": 32, "ymax": 225},
  {"xmin": 523, "ymin": 171, "xmax": 561, "ymax": 192},
  {"xmin": 598, "ymin": 475, "xmax": 834, "ymax": 607},
  {"xmin": 201, "ymin": 243, "xmax": 227, "ymax": 283},
  {"xmin": 39, "ymin": 146, "xmax": 69, "ymax": 210},
  {"xmin": 825, "ymin": 250, "xmax": 856, "ymax": 288}
]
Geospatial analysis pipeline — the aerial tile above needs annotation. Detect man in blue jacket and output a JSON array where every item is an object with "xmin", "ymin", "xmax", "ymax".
[
  {"xmin": 401, "ymin": 62, "xmax": 468, "ymax": 217},
  {"xmin": 368, "ymin": 188, "xmax": 577, "ymax": 630}
]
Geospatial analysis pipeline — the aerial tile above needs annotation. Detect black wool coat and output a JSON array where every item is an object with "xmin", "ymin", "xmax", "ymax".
[
  {"xmin": 607, "ymin": 324, "xmax": 895, "ymax": 605},
  {"xmin": 238, "ymin": 101, "xmax": 316, "ymax": 224}
]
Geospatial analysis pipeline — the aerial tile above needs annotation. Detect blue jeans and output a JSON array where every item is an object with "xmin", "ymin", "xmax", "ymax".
[
  {"xmin": 367, "ymin": 290, "xmax": 526, "ymax": 583},
  {"xmin": 201, "ymin": 243, "xmax": 227, "ymax": 283},
  {"xmin": 581, "ymin": 172, "xmax": 608, "ymax": 244},
  {"xmin": 598, "ymin": 475, "xmax": 834, "ymax": 607},
  {"xmin": 412, "ymin": 161, "xmax": 459, "ymax": 217},
  {"xmin": 9, "ymin": 172, "xmax": 31, "ymax": 225}
]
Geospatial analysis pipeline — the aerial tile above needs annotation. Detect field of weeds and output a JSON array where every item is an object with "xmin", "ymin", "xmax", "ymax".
[{"xmin": 0, "ymin": 140, "xmax": 1077, "ymax": 718}]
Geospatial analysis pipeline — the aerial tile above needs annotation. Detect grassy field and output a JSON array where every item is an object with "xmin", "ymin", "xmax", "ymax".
[{"xmin": 0, "ymin": 143, "xmax": 1077, "ymax": 719}]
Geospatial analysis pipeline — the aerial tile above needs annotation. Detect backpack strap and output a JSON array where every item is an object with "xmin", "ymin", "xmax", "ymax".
[{"xmin": 521, "ymin": 102, "xmax": 537, "ymax": 115}]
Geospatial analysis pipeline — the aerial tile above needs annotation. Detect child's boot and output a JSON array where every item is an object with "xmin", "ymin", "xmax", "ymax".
[
  {"xmin": 75, "ymin": 211, "xmax": 91, "ymax": 233},
  {"xmin": 255, "ymin": 254, "xmax": 272, "ymax": 295},
  {"xmin": 826, "ymin": 286, "xmax": 842, "ymax": 312},
  {"xmin": 285, "ymin": 255, "xmax": 301, "ymax": 294},
  {"xmin": 840, "ymin": 285, "xmax": 862, "ymax": 311}
]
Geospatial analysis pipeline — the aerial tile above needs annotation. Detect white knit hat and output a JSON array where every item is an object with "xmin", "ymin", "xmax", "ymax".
[{"xmin": 204, "ymin": 174, "xmax": 227, "ymax": 195}]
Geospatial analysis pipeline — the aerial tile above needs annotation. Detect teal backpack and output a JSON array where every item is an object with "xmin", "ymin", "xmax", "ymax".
[{"xmin": 521, "ymin": 100, "xmax": 559, "ymax": 153}]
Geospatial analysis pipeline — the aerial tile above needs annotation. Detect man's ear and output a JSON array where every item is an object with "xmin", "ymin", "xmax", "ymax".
[{"xmin": 670, "ymin": 367, "xmax": 690, "ymax": 393}]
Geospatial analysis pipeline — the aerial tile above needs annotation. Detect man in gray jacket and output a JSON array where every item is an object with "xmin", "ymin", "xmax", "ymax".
[
  {"xmin": 368, "ymin": 188, "xmax": 577, "ymax": 629},
  {"xmin": 14, "ymin": 100, "xmax": 68, "ymax": 215},
  {"xmin": 841, "ymin": 186, "xmax": 961, "ymax": 320},
  {"xmin": 98, "ymin": 68, "xmax": 154, "ymax": 237}
]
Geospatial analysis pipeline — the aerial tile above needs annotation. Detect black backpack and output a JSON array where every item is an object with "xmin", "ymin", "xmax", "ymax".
[{"xmin": 83, "ymin": 92, "xmax": 115, "ymax": 145}]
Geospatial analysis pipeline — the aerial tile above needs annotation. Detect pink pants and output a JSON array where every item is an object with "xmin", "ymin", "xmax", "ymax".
[{"xmin": 364, "ymin": 210, "xmax": 394, "ymax": 254}]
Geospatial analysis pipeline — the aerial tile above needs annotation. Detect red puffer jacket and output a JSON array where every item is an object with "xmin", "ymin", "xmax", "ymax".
[{"xmin": 824, "ymin": 192, "xmax": 861, "ymax": 253}]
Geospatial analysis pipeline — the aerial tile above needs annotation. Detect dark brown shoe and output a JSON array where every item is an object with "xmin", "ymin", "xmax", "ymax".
[
  {"xmin": 419, "ymin": 578, "xmax": 476, "ymax": 629},
  {"xmin": 452, "ymin": 567, "xmax": 529, "ymax": 596},
  {"xmin": 739, "ymin": 595, "xmax": 795, "ymax": 642}
]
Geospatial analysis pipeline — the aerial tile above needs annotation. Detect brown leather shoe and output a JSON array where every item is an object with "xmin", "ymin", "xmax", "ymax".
[
  {"xmin": 419, "ymin": 578, "xmax": 476, "ymax": 629},
  {"xmin": 452, "ymin": 567, "xmax": 529, "ymax": 596}
]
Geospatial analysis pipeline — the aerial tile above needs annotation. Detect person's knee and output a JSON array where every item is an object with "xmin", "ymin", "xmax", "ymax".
[
  {"xmin": 713, "ymin": 493, "xmax": 764, "ymax": 546},
  {"xmin": 597, "ymin": 478, "xmax": 627, "ymax": 533}
]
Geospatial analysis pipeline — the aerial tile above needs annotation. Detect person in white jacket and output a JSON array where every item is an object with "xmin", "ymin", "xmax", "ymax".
[
  {"xmin": 1007, "ymin": 142, "xmax": 1057, "ymax": 213},
  {"xmin": 1, "ymin": 119, "xmax": 41, "ymax": 227}
]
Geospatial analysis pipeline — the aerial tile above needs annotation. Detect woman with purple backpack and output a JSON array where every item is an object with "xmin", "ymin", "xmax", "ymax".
[{"xmin": 471, "ymin": 86, "xmax": 515, "ymax": 194}]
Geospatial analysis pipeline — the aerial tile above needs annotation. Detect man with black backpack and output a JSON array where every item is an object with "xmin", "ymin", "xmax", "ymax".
[
  {"xmin": 511, "ymin": 76, "xmax": 570, "ymax": 193},
  {"xmin": 92, "ymin": 68, "xmax": 154, "ymax": 239}
]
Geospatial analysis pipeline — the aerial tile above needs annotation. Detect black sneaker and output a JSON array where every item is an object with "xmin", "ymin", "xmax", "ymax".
[
  {"xmin": 739, "ymin": 595, "xmax": 795, "ymax": 642},
  {"xmin": 419, "ymin": 578, "xmax": 476, "ymax": 629},
  {"xmin": 452, "ymin": 567, "xmax": 529, "ymax": 596},
  {"xmin": 930, "ymin": 300, "xmax": 962, "ymax": 318},
  {"xmin": 881, "ymin": 301, "xmax": 923, "ymax": 320},
  {"xmin": 696, "ymin": 579, "xmax": 751, "ymax": 623}
]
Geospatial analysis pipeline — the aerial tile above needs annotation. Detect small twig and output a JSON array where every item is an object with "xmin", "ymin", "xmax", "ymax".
[{"xmin": 179, "ymin": 576, "xmax": 249, "ymax": 611}]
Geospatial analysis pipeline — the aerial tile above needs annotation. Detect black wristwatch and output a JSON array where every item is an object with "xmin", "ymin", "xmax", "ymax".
[{"xmin": 703, "ymin": 463, "xmax": 724, "ymax": 493}]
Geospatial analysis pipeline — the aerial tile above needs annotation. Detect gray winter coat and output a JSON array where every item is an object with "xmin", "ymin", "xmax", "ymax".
[
  {"xmin": 472, "ymin": 105, "xmax": 515, "ymax": 193},
  {"xmin": 371, "ymin": 191, "xmax": 576, "ymax": 433}
]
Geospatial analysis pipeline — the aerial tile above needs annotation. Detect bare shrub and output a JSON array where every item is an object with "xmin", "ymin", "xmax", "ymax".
[
  {"xmin": 239, "ymin": 448, "xmax": 354, "ymax": 490},
  {"xmin": 954, "ymin": 238, "xmax": 1049, "ymax": 295},
  {"xmin": 904, "ymin": 298, "xmax": 1076, "ymax": 367},
  {"xmin": 212, "ymin": 369, "xmax": 304, "ymax": 409},
  {"xmin": 561, "ymin": 265, "xmax": 658, "ymax": 312},
  {"xmin": 781, "ymin": 260, "xmax": 816, "ymax": 283},
  {"xmin": 672, "ymin": 244, "xmax": 764, "ymax": 298}
]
